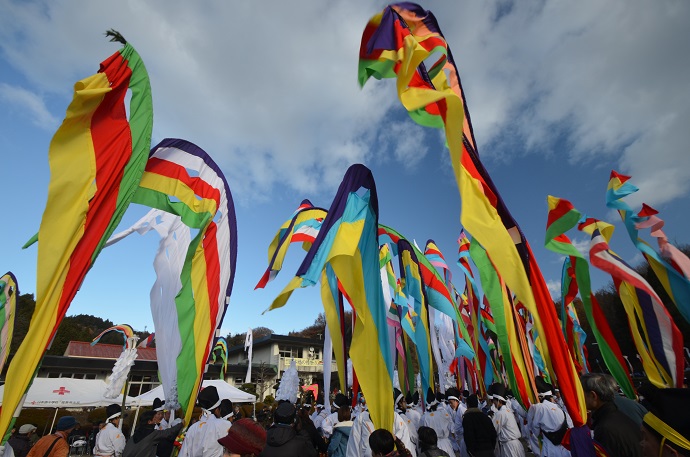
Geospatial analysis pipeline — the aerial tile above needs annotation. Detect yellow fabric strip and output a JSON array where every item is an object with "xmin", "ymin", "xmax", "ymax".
[
  {"xmin": 644, "ymin": 412, "xmax": 690, "ymax": 451},
  {"xmin": 0, "ymin": 72, "xmax": 110, "ymax": 436},
  {"xmin": 139, "ymin": 173, "xmax": 218, "ymax": 216}
]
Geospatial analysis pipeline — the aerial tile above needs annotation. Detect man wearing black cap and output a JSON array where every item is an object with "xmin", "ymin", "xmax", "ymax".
[
  {"xmin": 321, "ymin": 393, "xmax": 350, "ymax": 439},
  {"xmin": 259, "ymin": 401, "xmax": 316, "ymax": 457},
  {"xmin": 527, "ymin": 379, "xmax": 569, "ymax": 457},
  {"xmin": 26, "ymin": 416, "xmax": 78, "ymax": 457},
  {"xmin": 420, "ymin": 389, "xmax": 454, "ymax": 456},
  {"xmin": 95, "ymin": 405, "xmax": 126, "ymax": 457},
  {"xmin": 640, "ymin": 385, "xmax": 690, "ymax": 457},
  {"xmin": 179, "ymin": 386, "xmax": 231, "ymax": 457},
  {"xmin": 581, "ymin": 373, "xmax": 641, "ymax": 457},
  {"xmin": 346, "ymin": 389, "xmax": 416, "ymax": 457},
  {"xmin": 489, "ymin": 384, "xmax": 523, "ymax": 457}
]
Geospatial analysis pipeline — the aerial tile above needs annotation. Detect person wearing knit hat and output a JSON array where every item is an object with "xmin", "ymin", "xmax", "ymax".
[
  {"xmin": 8, "ymin": 425, "xmax": 36, "ymax": 457},
  {"xmin": 489, "ymin": 383, "xmax": 524, "ymax": 457},
  {"xmin": 218, "ymin": 419, "xmax": 266, "ymax": 457},
  {"xmin": 580, "ymin": 373, "xmax": 642, "ymax": 457},
  {"xmin": 639, "ymin": 384, "xmax": 690, "ymax": 457},
  {"xmin": 420, "ymin": 388, "xmax": 454, "ymax": 457},
  {"xmin": 26, "ymin": 417, "xmax": 77, "ymax": 457},
  {"xmin": 94, "ymin": 406, "xmax": 126, "ymax": 457}
]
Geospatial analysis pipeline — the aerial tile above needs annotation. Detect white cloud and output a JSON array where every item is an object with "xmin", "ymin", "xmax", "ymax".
[
  {"xmin": 0, "ymin": 0, "xmax": 688, "ymax": 208},
  {"xmin": 545, "ymin": 278, "xmax": 561, "ymax": 300},
  {"xmin": 0, "ymin": 83, "xmax": 58, "ymax": 130}
]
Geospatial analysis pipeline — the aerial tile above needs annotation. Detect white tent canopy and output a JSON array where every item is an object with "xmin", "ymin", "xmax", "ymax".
[
  {"xmin": 0, "ymin": 378, "xmax": 135, "ymax": 408},
  {"xmin": 135, "ymin": 380, "xmax": 256, "ymax": 406}
]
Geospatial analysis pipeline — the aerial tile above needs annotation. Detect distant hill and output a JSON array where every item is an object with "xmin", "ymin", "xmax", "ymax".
[{"xmin": 10, "ymin": 294, "xmax": 151, "ymax": 357}]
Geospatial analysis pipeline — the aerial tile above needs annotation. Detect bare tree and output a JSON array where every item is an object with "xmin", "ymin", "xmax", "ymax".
[{"xmin": 254, "ymin": 361, "xmax": 274, "ymax": 401}]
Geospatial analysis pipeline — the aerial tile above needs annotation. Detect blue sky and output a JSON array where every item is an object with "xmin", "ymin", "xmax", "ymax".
[{"xmin": 1, "ymin": 0, "xmax": 689, "ymax": 339}]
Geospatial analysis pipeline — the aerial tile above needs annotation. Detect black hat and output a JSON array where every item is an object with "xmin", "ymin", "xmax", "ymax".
[
  {"xmin": 506, "ymin": 389, "xmax": 514, "ymax": 399},
  {"xmin": 467, "ymin": 394, "xmax": 479, "ymax": 408},
  {"xmin": 462, "ymin": 390, "xmax": 470, "ymax": 398},
  {"xmin": 445, "ymin": 388, "xmax": 461, "ymax": 402},
  {"xmin": 198, "ymin": 385, "xmax": 221, "ymax": 410},
  {"xmin": 274, "ymin": 402, "xmax": 296, "ymax": 425},
  {"xmin": 641, "ymin": 384, "xmax": 690, "ymax": 452},
  {"xmin": 393, "ymin": 388, "xmax": 404, "ymax": 405},
  {"xmin": 491, "ymin": 383, "xmax": 507, "ymax": 403},
  {"xmin": 105, "ymin": 404, "xmax": 122, "ymax": 421},
  {"xmin": 333, "ymin": 393, "xmax": 349, "ymax": 410},
  {"xmin": 425, "ymin": 388, "xmax": 437, "ymax": 407},
  {"xmin": 535, "ymin": 377, "xmax": 553, "ymax": 397},
  {"xmin": 220, "ymin": 399, "xmax": 234, "ymax": 420},
  {"xmin": 152, "ymin": 398, "xmax": 165, "ymax": 412},
  {"xmin": 412, "ymin": 391, "xmax": 420, "ymax": 405},
  {"xmin": 405, "ymin": 392, "xmax": 413, "ymax": 404},
  {"xmin": 436, "ymin": 391, "xmax": 445, "ymax": 403}
]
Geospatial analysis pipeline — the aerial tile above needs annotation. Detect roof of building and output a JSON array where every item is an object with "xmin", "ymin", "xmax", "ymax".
[
  {"xmin": 227, "ymin": 333, "xmax": 324, "ymax": 354},
  {"xmin": 64, "ymin": 341, "xmax": 158, "ymax": 360}
]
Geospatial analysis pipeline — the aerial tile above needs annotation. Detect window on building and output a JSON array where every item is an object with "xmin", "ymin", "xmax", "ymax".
[{"xmin": 279, "ymin": 346, "xmax": 303, "ymax": 358}]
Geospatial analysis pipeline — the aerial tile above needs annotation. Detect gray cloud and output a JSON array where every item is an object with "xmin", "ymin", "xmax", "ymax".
[
  {"xmin": 0, "ymin": 83, "xmax": 58, "ymax": 130},
  {"xmin": 0, "ymin": 0, "xmax": 687, "ymax": 209}
]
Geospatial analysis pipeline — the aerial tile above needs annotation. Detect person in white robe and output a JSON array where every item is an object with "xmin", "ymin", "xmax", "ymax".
[
  {"xmin": 489, "ymin": 384, "xmax": 524, "ymax": 457},
  {"xmin": 420, "ymin": 390, "xmax": 454, "ymax": 457},
  {"xmin": 321, "ymin": 393, "xmax": 350, "ymax": 438},
  {"xmin": 94, "ymin": 405, "xmax": 126, "ymax": 457},
  {"xmin": 530, "ymin": 389, "xmax": 570, "ymax": 457},
  {"xmin": 345, "ymin": 409, "xmax": 416, "ymax": 457}
]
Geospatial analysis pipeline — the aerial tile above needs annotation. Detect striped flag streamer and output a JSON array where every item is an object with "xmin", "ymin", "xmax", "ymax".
[
  {"xmin": 267, "ymin": 164, "xmax": 394, "ymax": 432},
  {"xmin": 255, "ymin": 200, "xmax": 326, "ymax": 289},
  {"xmin": 0, "ymin": 35, "xmax": 153, "ymax": 438},
  {"xmin": 545, "ymin": 196, "xmax": 635, "ymax": 398},
  {"xmin": 138, "ymin": 333, "xmax": 155, "ymax": 349},
  {"xmin": 0, "ymin": 273, "xmax": 18, "ymax": 374},
  {"xmin": 359, "ymin": 3, "xmax": 588, "ymax": 431},
  {"xmin": 578, "ymin": 217, "xmax": 683, "ymax": 388},
  {"xmin": 561, "ymin": 260, "xmax": 589, "ymax": 374},
  {"xmin": 131, "ymin": 138, "xmax": 238, "ymax": 421},
  {"xmin": 607, "ymin": 171, "xmax": 690, "ymax": 323},
  {"xmin": 91, "ymin": 324, "xmax": 136, "ymax": 347}
]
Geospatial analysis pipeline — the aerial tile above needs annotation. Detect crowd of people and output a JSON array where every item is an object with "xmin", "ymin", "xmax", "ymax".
[{"xmin": 4, "ymin": 374, "xmax": 689, "ymax": 457}]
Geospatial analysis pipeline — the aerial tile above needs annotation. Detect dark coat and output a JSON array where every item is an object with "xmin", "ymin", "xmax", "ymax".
[
  {"xmin": 591, "ymin": 402, "xmax": 642, "ymax": 457},
  {"xmin": 8, "ymin": 434, "xmax": 32, "ymax": 457},
  {"xmin": 258, "ymin": 424, "xmax": 317, "ymax": 457},
  {"xmin": 122, "ymin": 422, "xmax": 183, "ymax": 457},
  {"xmin": 462, "ymin": 408, "xmax": 497, "ymax": 457},
  {"xmin": 419, "ymin": 445, "xmax": 450, "ymax": 457}
]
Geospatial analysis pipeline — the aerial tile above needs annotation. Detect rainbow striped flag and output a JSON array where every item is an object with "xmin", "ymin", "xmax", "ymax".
[
  {"xmin": 131, "ymin": 138, "xmax": 237, "ymax": 421},
  {"xmin": 545, "ymin": 196, "xmax": 635, "ymax": 398},
  {"xmin": 268, "ymin": 164, "xmax": 394, "ymax": 431},
  {"xmin": 359, "ymin": 3, "xmax": 588, "ymax": 429},
  {"xmin": 579, "ymin": 217, "xmax": 683, "ymax": 388},
  {"xmin": 607, "ymin": 171, "xmax": 690, "ymax": 323},
  {"xmin": 0, "ymin": 273, "xmax": 18, "ymax": 374},
  {"xmin": 0, "ymin": 38, "xmax": 153, "ymax": 438}
]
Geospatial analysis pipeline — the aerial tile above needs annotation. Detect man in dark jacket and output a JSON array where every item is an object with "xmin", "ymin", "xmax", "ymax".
[
  {"xmin": 259, "ymin": 402, "xmax": 317, "ymax": 457},
  {"xmin": 581, "ymin": 373, "xmax": 642, "ymax": 457},
  {"xmin": 462, "ymin": 394, "xmax": 497, "ymax": 457},
  {"xmin": 122, "ymin": 410, "xmax": 183, "ymax": 457},
  {"xmin": 8, "ymin": 424, "xmax": 36, "ymax": 457}
]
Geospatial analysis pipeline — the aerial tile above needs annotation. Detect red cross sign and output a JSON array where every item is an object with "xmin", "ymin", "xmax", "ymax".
[{"xmin": 53, "ymin": 387, "xmax": 70, "ymax": 395}]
